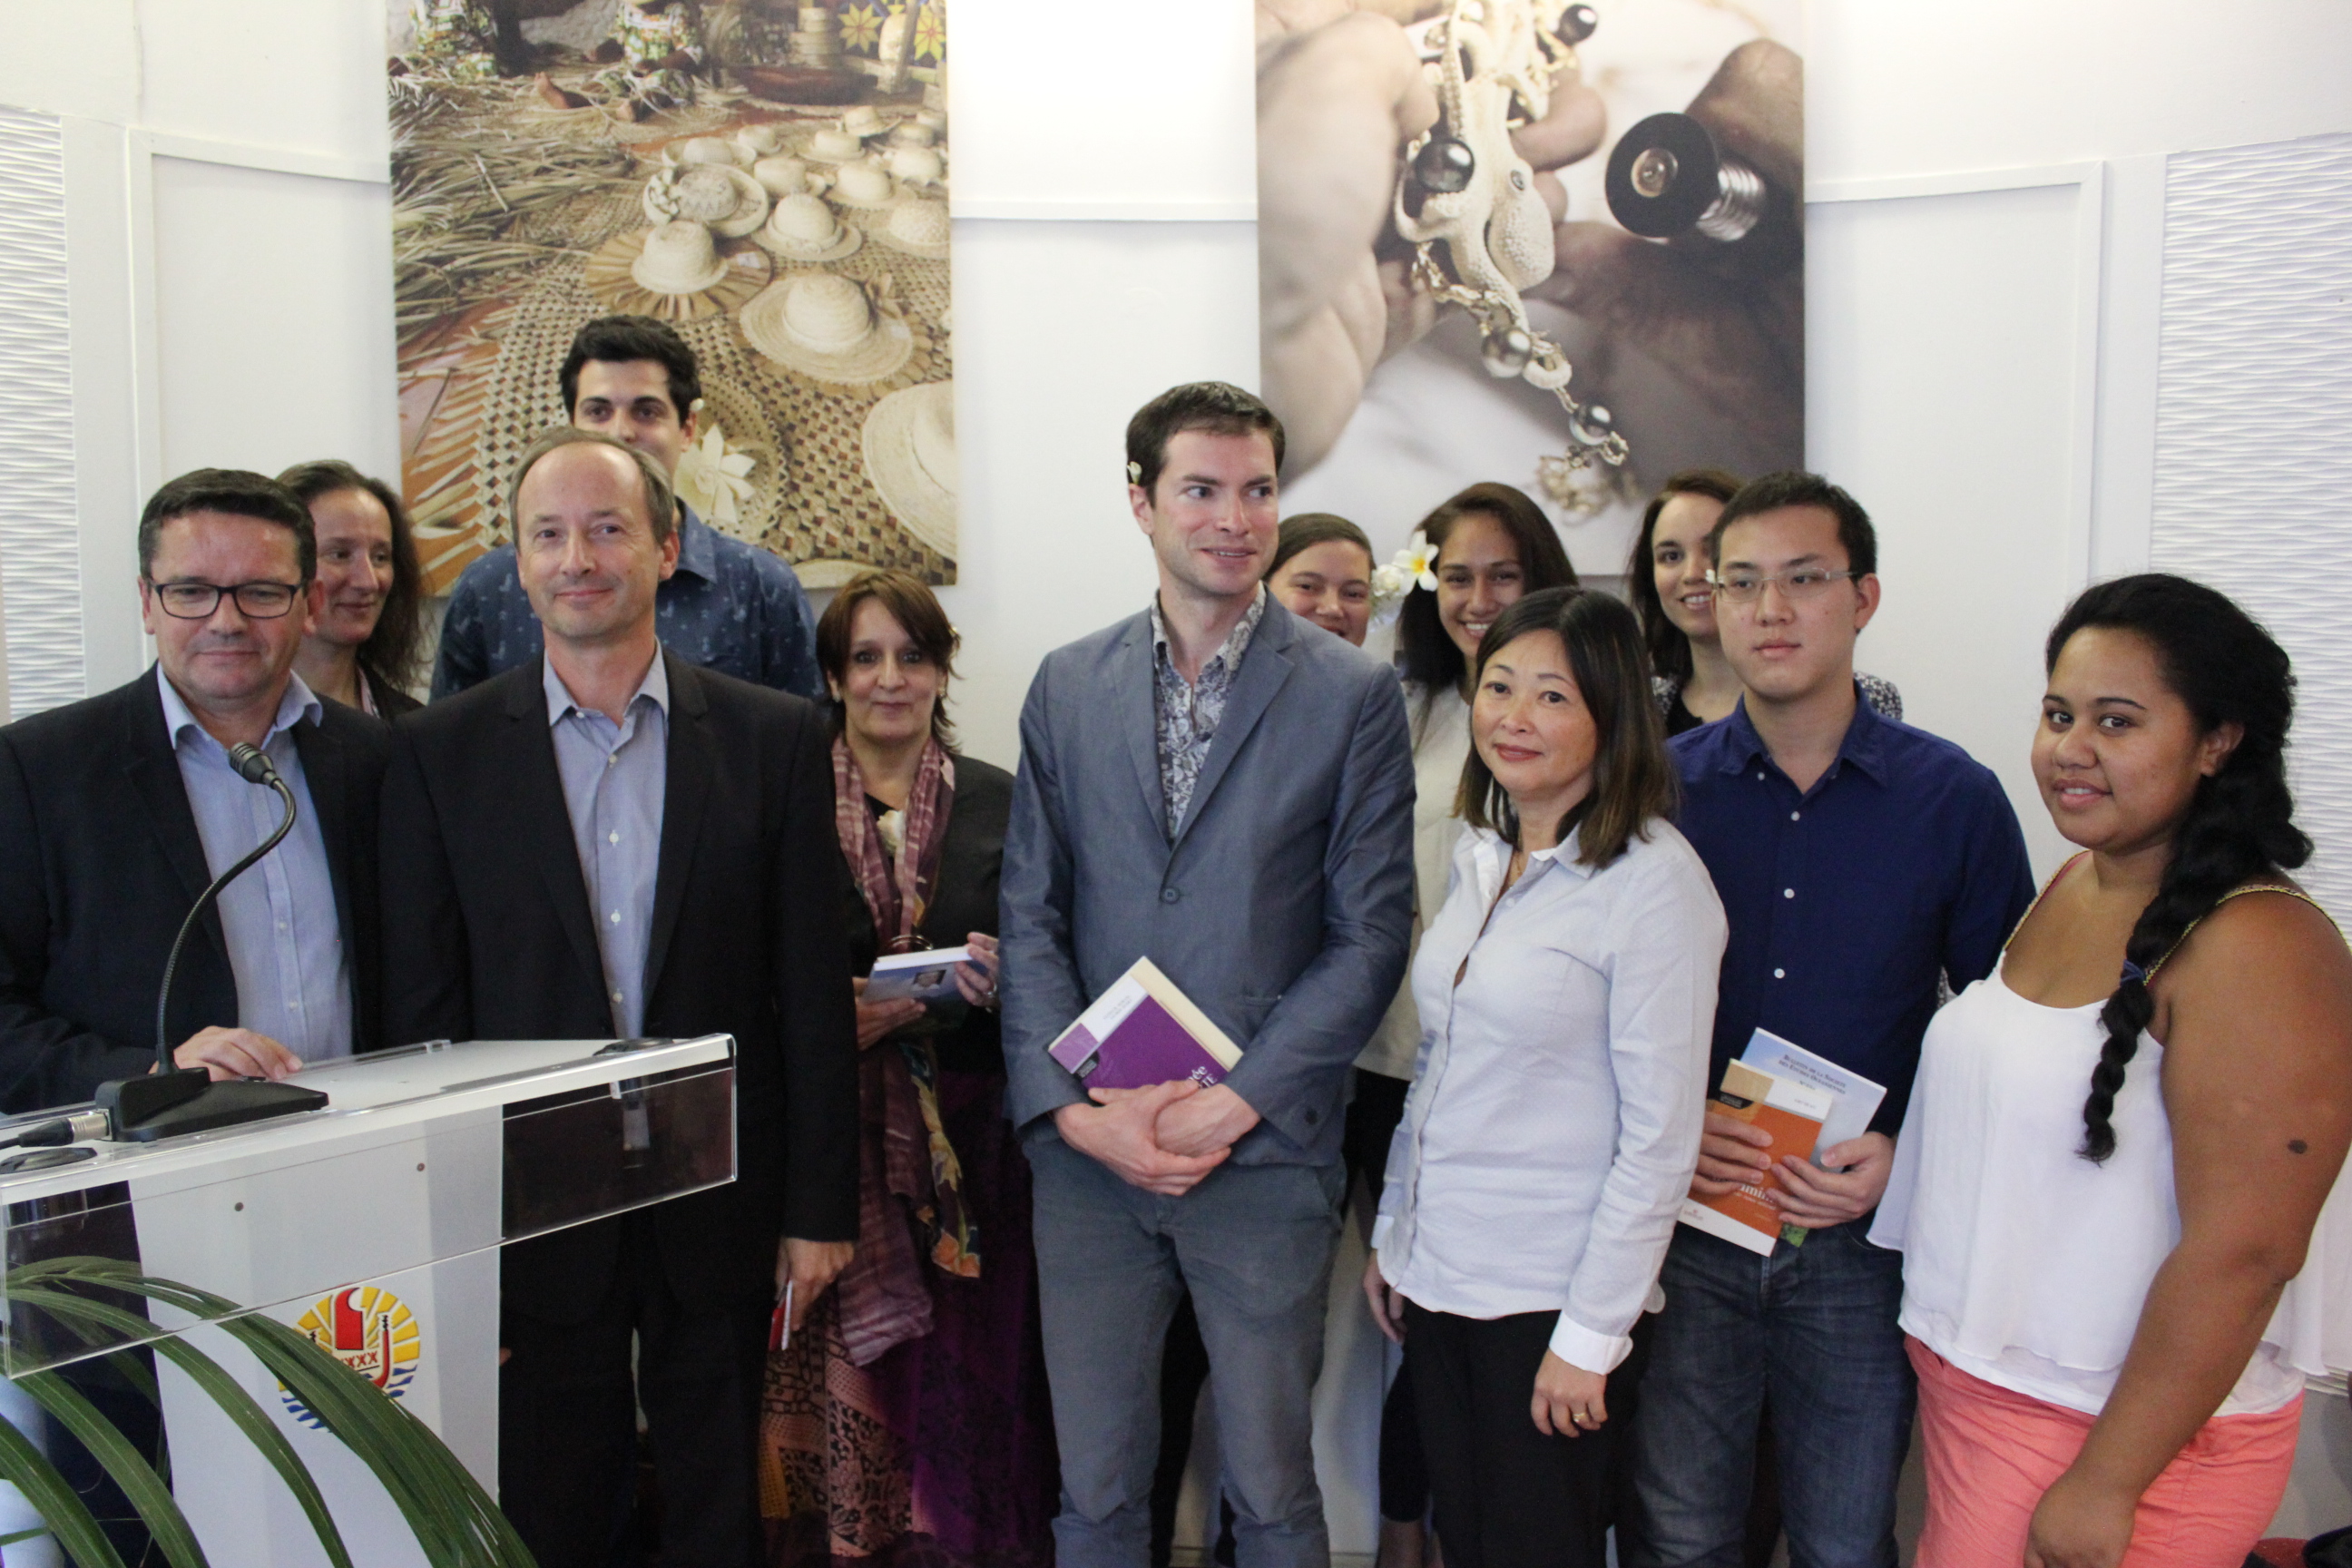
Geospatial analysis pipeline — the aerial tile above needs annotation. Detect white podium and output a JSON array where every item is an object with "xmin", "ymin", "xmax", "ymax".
[{"xmin": 0, "ymin": 1034, "xmax": 737, "ymax": 1568}]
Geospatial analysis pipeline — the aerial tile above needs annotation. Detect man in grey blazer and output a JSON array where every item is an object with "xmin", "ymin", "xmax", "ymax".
[{"xmin": 1000, "ymin": 382, "xmax": 1415, "ymax": 1568}]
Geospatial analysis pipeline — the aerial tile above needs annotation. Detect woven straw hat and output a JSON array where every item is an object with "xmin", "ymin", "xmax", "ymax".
[
  {"xmin": 888, "ymin": 122, "xmax": 936, "ymax": 149},
  {"xmin": 861, "ymin": 379, "xmax": 956, "ymax": 557},
  {"xmin": 750, "ymin": 154, "xmax": 816, "ymax": 198},
  {"xmin": 644, "ymin": 162, "xmax": 769, "ymax": 238},
  {"xmin": 886, "ymin": 144, "xmax": 945, "ymax": 185},
  {"xmin": 632, "ymin": 220, "xmax": 732, "ymax": 295},
  {"xmin": 830, "ymin": 159, "xmax": 900, "ymax": 210},
  {"xmin": 874, "ymin": 196, "xmax": 949, "ymax": 260},
  {"xmin": 756, "ymin": 191, "xmax": 862, "ymax": 262},
  {"xmin": 673, "ymin": 136, "xmax": 745, "ymax": 168},
  {"xmin": 735, "ymin": 122, "xmax": 789, "ymax": 159},
  {"xmin": 840, "ymin": 105, "xmax": 887, "ymax": 138},
  {"xmin": 740, "ymin": 273, "xmax": 915, "ymax": 385},
  {"xmin": 803, "ymin": 127, "xmax": 865, "ymax": 163}
]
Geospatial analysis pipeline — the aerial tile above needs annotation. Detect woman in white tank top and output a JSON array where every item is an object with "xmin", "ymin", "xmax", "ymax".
[{"xmin": 1870, "ymin": 574, "xmax": 2352, "ymax": 1568}]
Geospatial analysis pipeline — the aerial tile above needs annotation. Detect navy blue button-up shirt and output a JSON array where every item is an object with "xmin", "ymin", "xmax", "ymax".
[
  {"xmin": 1671, "ymin": 691, "xmax": 2034, "ymax": 1133},
  {"xmin": 431, "ymin": 506, "xmax": 823, "ymax": 701}
]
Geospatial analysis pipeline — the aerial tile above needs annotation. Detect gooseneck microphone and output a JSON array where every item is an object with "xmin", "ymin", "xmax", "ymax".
[
  {"xmin": 151, "ymin": 742, "xmax": 296, "ymax": 1070},
  {"xmin": 95, "ymin": 739, "xmax": 328, "ymax": 1142}
]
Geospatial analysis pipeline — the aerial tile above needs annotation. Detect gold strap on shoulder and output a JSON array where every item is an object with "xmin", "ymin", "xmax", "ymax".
[
  {"xmin": 2001, "ymin": 852, "xmax": 2090, "ymax": 956},
  {"xmin": 2146, "ymin": 881, "xmax": 2341, "ymax": 982}
]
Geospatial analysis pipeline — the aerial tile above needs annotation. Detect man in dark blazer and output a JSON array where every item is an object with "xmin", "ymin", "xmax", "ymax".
[
  {"xmin": 379, "ymin": 427, "xmax": 858, "ymax": 1568},
  {"xmin": 1000, "ymin": 384, "xmax": 1416, "ymax": 1567},
  {"xmin": 0, "ymin": 468, "xmax": 390, "ymax": 1114}
]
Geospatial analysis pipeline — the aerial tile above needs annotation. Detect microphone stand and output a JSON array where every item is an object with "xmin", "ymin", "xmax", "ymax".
[{"xmin": 93, "ymin": 740, "xmax": 329, "ymax": 1142}]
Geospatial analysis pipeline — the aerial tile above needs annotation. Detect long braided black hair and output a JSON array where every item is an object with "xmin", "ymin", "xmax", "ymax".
[{"xmin": 2048, "ymin": 574, "xmax": 2308, "ymax": 1162}]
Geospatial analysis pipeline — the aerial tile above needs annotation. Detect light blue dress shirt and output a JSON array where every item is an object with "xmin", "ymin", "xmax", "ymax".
[
  {"xmin": 157, "ymin": 668, "xmax": 352, "ymax": 1063},
  {"xmin": 544, "ymin": 652, "xmax": 670, "ymax": 1038},
  {"xmin": 1372, "ymin": 820, "xmax": 1726, "ymax": 1373}
]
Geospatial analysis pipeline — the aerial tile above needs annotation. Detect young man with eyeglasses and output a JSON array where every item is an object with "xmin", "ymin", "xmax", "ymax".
[
  {"xmin": 0, "ymin": 469, "xmax": 393, "ymax": 1114},
  {"xmin": 1622, "ymin": 472, "xmax": 2034, "ymax": 1568}
]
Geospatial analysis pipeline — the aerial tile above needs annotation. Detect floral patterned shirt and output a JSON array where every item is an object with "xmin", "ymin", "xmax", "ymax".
[
  {"xmin": 1148, "ymin": 585, "xmax": 1267, "ymax": 837},
  {"xmin": 431, "ymin": 506, "xmax": 823, "ymax": 701}
]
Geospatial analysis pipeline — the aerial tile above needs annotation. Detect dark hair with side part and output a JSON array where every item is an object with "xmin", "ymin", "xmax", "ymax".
[
  {"xmin": 558, "ymin": 313, "xmax": 701, "ymax": 422},
  {"xmin": 817, "ymin": 568, "xmax": 962, "ymax": 748},
  {"xmin": 2045, "ymin": 574, "xmax": 2308, "ymax": 1163},
  {"xmin": 1709, "ymin": 470, "xmax": 1877, "ymax": 580},
  {"xmin": 1396, "ymin": 482, "xmax": 1579, "ymax": 734},
  {"xmin": 1454, "ymin": 586, "xmax": 1677, "ymax": 867},
  {"xmin": 1266, "ymin": 513, "xmax": 1374, "ymax": 579},
  {"xmin": 278, "ymin": 459, "xmax": 428, "ymax": 695},
  {"xmin": 138, "ymin": 469, "xmax": 317, "ymax": 584},
  {"xmin": 1624, "ymin": 468, "xmax": 1743, "ymax": 686},
  {"xmin": 506, "ymin": 426, "xmax": 678, "ymax": 545},
  {"xmin": 1124, "ymin": 381, "xmax": 1285, "ymax": 498}
]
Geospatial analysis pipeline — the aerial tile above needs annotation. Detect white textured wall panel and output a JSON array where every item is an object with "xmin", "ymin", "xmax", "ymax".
[
  {"xmin": 0, "ymin": 103, "xmax": 82, "ymax": 720},
  {"xmin": 2150, "ymin": 132, "xmax": 2352, "ymax": 924}
]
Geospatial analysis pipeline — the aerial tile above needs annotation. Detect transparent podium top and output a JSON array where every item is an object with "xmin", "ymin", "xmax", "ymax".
[{"xmin": 0, "ymin": 1035, "xmax": 736, "ymax": 1374}]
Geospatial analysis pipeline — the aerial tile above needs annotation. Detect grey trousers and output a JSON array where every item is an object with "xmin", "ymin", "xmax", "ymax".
[{"xmin": 1027, "ymin": 1137, "xmax": 1347, "ymax": 1568}]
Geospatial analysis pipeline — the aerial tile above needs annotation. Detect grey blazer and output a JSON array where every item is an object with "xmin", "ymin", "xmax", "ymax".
[{"xmin": 1000, "ymin": 600, "xmax": 1416, "ymax": 1166}]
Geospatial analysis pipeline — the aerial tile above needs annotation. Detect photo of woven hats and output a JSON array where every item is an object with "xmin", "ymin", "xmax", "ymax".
[{"xmin": 389, "ymin": 0, "xmax": 955, "ymax": 593}]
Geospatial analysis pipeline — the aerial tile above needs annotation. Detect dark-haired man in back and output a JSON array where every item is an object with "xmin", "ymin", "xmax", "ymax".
[
  {"xmin": 1000, "ymin": 382, "xmax": 1414, "ymax": 1566},
  {"xmin": 0, "ymin": 468, "xmax": 392, "ymax": 1114},
  {"xmin": 432, "ymin": 313, "xmax": 823, "ymax": 701},
  {"xmin": 1622, "ymin": 473, "xmax": 2034, "ymax": 1568}
]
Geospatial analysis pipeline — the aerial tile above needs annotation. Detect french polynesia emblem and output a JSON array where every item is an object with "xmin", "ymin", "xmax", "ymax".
[{"xmin": 279, "ymin": 1286, "xmax": 422, "ymax": 1428}]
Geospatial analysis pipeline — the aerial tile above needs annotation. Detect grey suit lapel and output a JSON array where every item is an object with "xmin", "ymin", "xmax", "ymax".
[
  {"xmin": 1112, "ymin": 618, "xmax": 1167, "ymax": 838},
  {"xmin": 1171, "ymin": 612, "xmax": 1296, "ymax": 848}
]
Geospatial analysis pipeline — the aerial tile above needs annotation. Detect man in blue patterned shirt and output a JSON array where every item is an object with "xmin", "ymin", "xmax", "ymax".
[{"xmin": 431, "ymin": 315, "xmax": 823, "ymax": 701}]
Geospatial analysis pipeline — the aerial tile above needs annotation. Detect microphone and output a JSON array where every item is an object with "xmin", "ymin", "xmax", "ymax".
[{"xmin": 93, "ymin": 738, "xmax": 328, "ymax": 1141}]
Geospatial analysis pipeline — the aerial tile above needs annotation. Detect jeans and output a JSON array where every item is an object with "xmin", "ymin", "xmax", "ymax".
[
  {"xmin": 1623, "ymin": 1221, "xmax": 1913, "ymax": 1568},
  {"xmin": 1028, "ymin": 1138, "xmax": 1347, "ymax": 1568}
]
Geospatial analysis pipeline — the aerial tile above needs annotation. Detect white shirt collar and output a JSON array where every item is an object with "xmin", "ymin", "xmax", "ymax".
[
  {"xmin": 156, "ymin": 665, "xmax": 321, "ymax": 754},
  {"xmin": 544, "ymin": 647, "xmax": 671, "ymax": 727}
]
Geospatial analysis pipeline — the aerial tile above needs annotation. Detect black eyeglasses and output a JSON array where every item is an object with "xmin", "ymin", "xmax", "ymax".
[{"xmin": 147, "ymin": 581, "xmax": 304, "ymax": 620}]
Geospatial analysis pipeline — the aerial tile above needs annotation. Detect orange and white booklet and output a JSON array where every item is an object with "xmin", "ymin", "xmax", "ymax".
[{"xmin": 1678, "ymin": 1059, "xmax": 1834, "ymax": 1256}]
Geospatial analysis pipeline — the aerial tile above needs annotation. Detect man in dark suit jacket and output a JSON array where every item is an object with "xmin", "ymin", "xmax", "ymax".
[
  {"xmin": 1000, "ymin": 384, "xmax": 1415, "ymax": 1566},
  {"xmin": 380, "ymin": 427, "xmax": 858, "ymax": 1568},
  {"xmin": 0, "ymin": 468, "xmax": 390, "ymax": 1114}
]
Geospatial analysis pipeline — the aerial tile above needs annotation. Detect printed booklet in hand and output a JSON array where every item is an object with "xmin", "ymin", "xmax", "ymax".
[
  {"xmin": 1047, "ymin": 957, "xmax": 1243, "ymax": 1092},
  {"xmin": 1678, "ymin": 1059, "xmax": 1832, "ymax": 1256}
]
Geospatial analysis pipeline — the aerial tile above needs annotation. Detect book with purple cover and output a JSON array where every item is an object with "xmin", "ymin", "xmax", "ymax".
[{"xmin": 1047, "ymin": 957, "xmax": 1244, "ymax": 1091}]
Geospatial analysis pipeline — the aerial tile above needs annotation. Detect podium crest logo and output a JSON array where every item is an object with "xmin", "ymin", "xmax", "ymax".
[{"xmin": 279, "ymin": 1286, "xmax": 422, "ymax": 1428}]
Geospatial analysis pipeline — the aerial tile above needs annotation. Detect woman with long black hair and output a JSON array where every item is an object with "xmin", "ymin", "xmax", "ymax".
[{"xmin": 1873, "ymin": 573, "xmax": 2352, "ymax": 1568}]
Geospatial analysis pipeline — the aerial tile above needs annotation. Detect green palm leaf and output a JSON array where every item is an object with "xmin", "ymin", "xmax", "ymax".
[
  {"xmin": 8, "ymin": 1284, "xmax": 353, "ymax": 1568},
  {"xmin": 0, "ymin": 1393, "xmax": 126, "ymax": 1568},
  {"xmin": 10, "ymin": 1258, "xmax": 533, "ymax": 1568},
  {"xmin": 13, "ymin": 1367, "xmax": 207, "ymax": 1568}
]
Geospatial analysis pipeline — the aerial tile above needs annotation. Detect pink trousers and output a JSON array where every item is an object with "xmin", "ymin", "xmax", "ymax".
[{"xmin": 1907, "ymin": 1337, "xmax": 2301, "ymax": 1568}]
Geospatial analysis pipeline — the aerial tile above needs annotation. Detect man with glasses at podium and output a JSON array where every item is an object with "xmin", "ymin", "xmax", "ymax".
[
  {"xmin": 379, "ymin": 427, "xmax": 859, "ymax": 1568},
  {"xmin": 0, "ymin": 468, "xmax": 394, "ymax": 1113}
]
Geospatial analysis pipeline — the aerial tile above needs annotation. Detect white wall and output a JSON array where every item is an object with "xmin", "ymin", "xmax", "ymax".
[{"xmin": 6, "ymin": 0, "xmax": 2352, "ymax": 1550}]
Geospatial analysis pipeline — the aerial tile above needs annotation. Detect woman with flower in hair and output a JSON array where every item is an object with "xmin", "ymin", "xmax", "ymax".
[
  {"xmin": 761, "ymin": 569, "xmax": 1056, "ymax": 1568},
  {"xmin": 1872, "ymin": 573, "xmax": 2352, "ymax": 1568}
]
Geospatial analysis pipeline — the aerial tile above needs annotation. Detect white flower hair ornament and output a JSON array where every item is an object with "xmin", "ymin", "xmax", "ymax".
[{"xmin": 1370, "ymin": 531, "xmax": 1441, "ymax": 628}]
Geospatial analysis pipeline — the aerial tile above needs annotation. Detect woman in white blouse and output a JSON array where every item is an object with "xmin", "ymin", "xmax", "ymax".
[{"xmin": 1364, "ymin": 586, "xmax": 1727, "ymax": 1568}]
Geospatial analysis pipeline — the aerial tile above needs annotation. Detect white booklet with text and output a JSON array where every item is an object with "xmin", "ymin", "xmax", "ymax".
[{"xmin": 1738, "ymin": 1028, "xmax": 1886, "ymax": 1163}]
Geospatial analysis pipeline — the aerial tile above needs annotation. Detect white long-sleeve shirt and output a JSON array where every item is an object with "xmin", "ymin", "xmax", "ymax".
[{"xmin": 1373, "ymin": 819, "xmax": 1725, "ymax": 1373}]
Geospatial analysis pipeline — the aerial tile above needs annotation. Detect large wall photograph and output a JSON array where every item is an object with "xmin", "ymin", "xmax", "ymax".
[
  {"xmin": 387, "ymin": 0, "xmax": 956, "ymax": 593},
  {"xmin": 1260, "ymin": 0, "xmax": 1802, "ymax": 566}
]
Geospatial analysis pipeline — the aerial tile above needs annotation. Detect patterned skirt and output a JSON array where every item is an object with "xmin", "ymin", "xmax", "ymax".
[{"xmin": 760, "ymin": 1068, "xmax": 1058, "ymax": 1567}]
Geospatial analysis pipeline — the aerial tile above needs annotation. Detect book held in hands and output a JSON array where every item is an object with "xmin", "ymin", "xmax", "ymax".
[
  {"xmin": 1047, "ymin": 957, "xmax": 1243, "ymax": 1092},
  {"xmin": 864, "ymin": 945, "xmax": 974, "ymax": 1010},
  {"xmin": 1678, "ymin": 1058, "xmax": 1833, "ymax": 1257}
]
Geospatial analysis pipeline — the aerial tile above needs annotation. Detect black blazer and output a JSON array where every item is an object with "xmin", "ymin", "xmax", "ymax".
[
  {"xmin": 845, "ymin": 752, "xmax": 1011, "ymax": 1074},
  {"xmin": 378, "ymin": 652, "xmax": 859, "ymax": 1315},
  {"xmin": 0, "ymin": 669, "xmax": 392, "ymax": 1113}
]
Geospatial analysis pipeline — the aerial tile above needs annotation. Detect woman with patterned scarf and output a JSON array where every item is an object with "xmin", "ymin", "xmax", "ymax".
[{"xmin": 760, "ymin": 569, "xmax": 1057, "ymax": 1568}]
